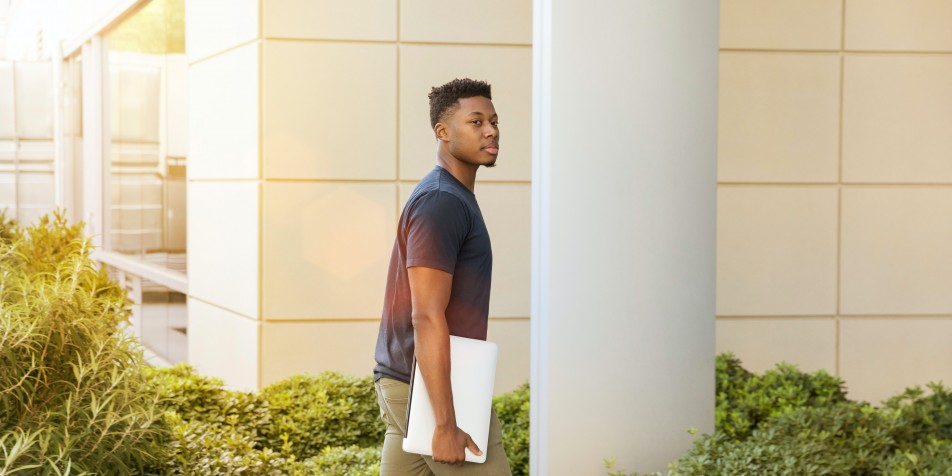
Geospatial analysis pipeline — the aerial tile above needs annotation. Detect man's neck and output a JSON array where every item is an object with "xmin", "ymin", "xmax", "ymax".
[{"xmin": 435, "ymin": 152, "xmax": 478, "ymax": 193}]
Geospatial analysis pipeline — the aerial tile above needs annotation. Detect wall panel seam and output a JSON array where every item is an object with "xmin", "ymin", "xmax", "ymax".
[
  {"xmin": 261, "ymin": 37, "xmax": 531, "ymax": 49},
  {"xmin": 188, "ymin": 38, "xmax": 260, "ymax": 67},
  {"xmin": 721, "ymin": 48, "xmax": 952, "ymax": 56},
  {"xmin": 257, "ymin": 0, "xmax": 264, "ymax": 390},
  {"xmin": 190, "ymin": 295, "xmax": 260, "ymax": 323},
  {"xmin": 835, "ymin": 0, "xmax": 846, "ymax": 377},
  {"xmin": 718, "ymin": 182, "xmax": 952, "ymax": 188}
]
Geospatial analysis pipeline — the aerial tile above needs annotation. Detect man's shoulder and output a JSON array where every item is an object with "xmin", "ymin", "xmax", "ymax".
[{"xmin": 407, "ymin": 187, "xmax": 470, "ymax": 216}]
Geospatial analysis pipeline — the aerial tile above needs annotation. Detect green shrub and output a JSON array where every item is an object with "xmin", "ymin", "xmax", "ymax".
[
  {"xmin": 141, "ymin": 364, "xmax": 281, "ymax": 474},
  {"xmin": 880, "ymin": 438, "xmax": 952, "ymax": 476},
  {"xmin": 142, "ymin": 365, "xmax": 390, "ymax": 474},
  {"xmin": 144, "ymin": 363, "xmax": 271, "ymax": 445},
  {"xmin": 260, "ymin": 373, "xmax": 385, "ymax": 460},
  {"xmin": 676, "ymin": 402, "xmax": 900, "ymax": 475},
  {"xmin": 156, "ymin": 415, "xmax": 287, "ymax": 476},
  {"xmin": 493, "ymin": 382, "xmax": 529, "ymax": 476},
  {"xmin": 715, "ymin": 352, "xmax": 847, "ymax": 439},
  {"xmin": 0, "ymin": 208, "xmax": 18, "ymax": 243},
  {"xmin": 0, "ymin": 210, "xmax": 536, "ymax": 474},
  {"xmin": 286, "ymin": 445, "xmax": 381, "ymax": 476},
  {"xmin": 884, "ymin": 383, "xmax": 952, "ymax": 447},
  {"xmin": 0, "ymin": 211, "xmax": 163, "ymax": 474},
  {"xmin": 608, "ymin": 357, "xmax": 952, "ymax": 476}
]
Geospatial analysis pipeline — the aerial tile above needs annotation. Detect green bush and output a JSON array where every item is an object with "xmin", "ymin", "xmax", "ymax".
[
  {"xmin": 0, "ymin": 210, "xmax": 533, "ymax": 474},
  {"xmin": 260, "ymin": 374, "xmax": 384, "ymax": 460},
  {"xmin": 494, "ymin": 382, "xmax": 529, "ymax": 476},
  {"xmin": 286, "ymin": 445, "xmax": 381, "ymax": 476},
  {"xmin": 884, "ymin": 383, "xmax": 952, "ymax": 447},
  {"xmin": 142, "ymin": 364, "xmax": 280, "ymax": 475},
  {"xmin": 880, "ymin": 438, "xmax": 952, "ymax": 476},
  {"xmin": 609, "ymin": 356, "xmax": 952, "ymax": 476},
  {"xmin": 142, "ymin": 365, "xmax": 391, "ymax": 475},
  {"xmin": 669, "ymin": 402, "xmax": 899, "ymax": 475},
  {"xmin": 144, "ymin": 363, "xmax": 271, "ymax": 445},
  {"xmin": 715, "ymin": 352, "xmax": 847, "ymax": 439},
  {"xmin": 0, "ymin": 211, "xmax": 164, "ymax": 474}
]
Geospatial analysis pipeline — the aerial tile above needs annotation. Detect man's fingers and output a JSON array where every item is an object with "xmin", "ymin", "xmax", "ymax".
[{"xmin": 466, "ymin": 434, "xmax": 483, "ymax": 456}]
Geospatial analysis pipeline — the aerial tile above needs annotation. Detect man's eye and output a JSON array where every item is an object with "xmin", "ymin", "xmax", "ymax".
[
  {"xmin": 492, "ymin": 121, "xmax": 499, "ymax": 127},
  {"xmin": 472, "ymin": 120, "xmax": 482, "ymax": 126}
]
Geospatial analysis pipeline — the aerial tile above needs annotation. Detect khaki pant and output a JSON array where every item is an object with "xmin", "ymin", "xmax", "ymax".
[{"xmin": 374, "ymin": 377, "xmax": 513, "ymax": 476}]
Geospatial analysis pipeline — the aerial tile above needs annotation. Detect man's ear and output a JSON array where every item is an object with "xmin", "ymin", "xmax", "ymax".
[{"xmin": 434, "ymin": 122, "xmax": 449, "ymax": 142}]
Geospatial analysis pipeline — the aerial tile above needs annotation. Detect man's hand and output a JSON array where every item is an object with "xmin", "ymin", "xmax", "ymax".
[{"xmin": 432, "ymin": 424, "xmax": 482, "ymax": 465}]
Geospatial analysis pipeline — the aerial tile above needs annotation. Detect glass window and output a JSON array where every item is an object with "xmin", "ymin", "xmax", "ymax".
[
  {"xmin": 107, "ymin": 266, "xmax": 188, "ymax": 364},
  {"xmin": 0, "ymin": 60, "xmax": 55, "ymax": 224},
  {"xmin": 102, "ymin": 0, "xmax": 188, "ymax": 364},
  {"xmin": 104, "ymin": 0, "xmax": 187, "ymax": 272}
]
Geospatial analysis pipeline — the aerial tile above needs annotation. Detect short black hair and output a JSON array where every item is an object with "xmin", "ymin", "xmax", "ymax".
[{"xmin": 428, "ymin": 78, "xmax": 492, "ymax": 129}]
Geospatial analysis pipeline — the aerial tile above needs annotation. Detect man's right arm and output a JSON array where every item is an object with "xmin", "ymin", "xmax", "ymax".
[{"xmin": 408, "ymin": 265, "xmax": 482, "ymax": 465}]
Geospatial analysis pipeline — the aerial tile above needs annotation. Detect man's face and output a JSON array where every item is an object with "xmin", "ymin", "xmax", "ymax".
[{"xmin": 440, "ymin": 96, "xmax": 499, "ymax": 168}]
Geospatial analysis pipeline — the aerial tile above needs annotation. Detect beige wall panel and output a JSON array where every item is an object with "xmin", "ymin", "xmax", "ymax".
[
  {"xmin": 399, "ymin": 45, "xmax": 531, "ymax": 182},
  {"xmin": 720, "ymin": 0, "xmax": 841, "ymax": 50},
  {"xmin": 487, "ymin": 318, "xmax": 530, "ymax": 394},
  {"xmin": 718, "ymin": 53, "xmax": 840, "ymax": 183},
  {"xmin": 842, "ymin": 55, "xmax": 952, "ymax": 183},
  {"xmin": 476, "ymin": 184, "xmax": 530, "ymax": 318},
  {"xmin": 717, "ymin": 186, "xmax": 838, "ymax": 315},
  {"xmin": 841, "ymin": 188, "xmax": 952, "ymax": 314},
  {"xmin": 263, "ymin": 41, "xmax": 397, "ymax": 180},
  {"xmin": 400, "ymin": 0, "xmax": 531, "ymax": 45},
  {"xmin": 188, "ymin": 43, "xmax": 259, "ymax": 180},
  {"xmin": 716, "ymin": 318, "xmax": 836, "ymax": 374},
  {"xmin": 841, "ymin": 318, "xmax": 952, "ymax": 405},
  {"xmin": 262, "ymin": 182, "xmax": 395, "ymax": 319},
  {"xmin": 188, "ymin": 298, "xmax": 260, "ymax": 391},
  {"xmin": 186, "ymin": 0, "xmax": 259, "ymax": 62},
  {"xmin": 264, "ymin": 0, "xmax": 396, "ymax": 41},
  {"xmin": 187, "ymin": 181, "xmax": 259, "ymax": 319},
  {"xmin": 260, "ymin": 320, "xmax": 378, "ymax": 386},
  {"xmin": 845, "ymin": 0, "xmax": 952, "ymax": 52}
]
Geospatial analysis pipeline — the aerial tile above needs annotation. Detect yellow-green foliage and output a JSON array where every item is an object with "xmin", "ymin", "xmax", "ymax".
[
  {"xmin": 493, "ymin": 382, "xmax": 529, "ymax": 476},
  {"xmin": 0, "ymin": 211, "xmax": 163, "ymax": 474}
]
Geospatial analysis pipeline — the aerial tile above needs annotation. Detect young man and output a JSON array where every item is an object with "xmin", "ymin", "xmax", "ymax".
[{"xmin": 372, "ymin": 78, "xmax": 512, "ymax": 475}]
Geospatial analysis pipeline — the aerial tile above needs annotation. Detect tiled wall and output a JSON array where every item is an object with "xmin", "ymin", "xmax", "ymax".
[
  {"xmin": 717, "ymin": 0, "xmax": 952, "ymax": 404},
  {"xmin": 186, "ymin": 0, "xmax": 531, "ymax": 392}
]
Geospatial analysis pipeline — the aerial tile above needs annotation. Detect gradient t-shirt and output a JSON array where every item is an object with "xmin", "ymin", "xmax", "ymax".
[{"xmin": 373, "ymin": 165, "xmax": 493, "ymax": 383}]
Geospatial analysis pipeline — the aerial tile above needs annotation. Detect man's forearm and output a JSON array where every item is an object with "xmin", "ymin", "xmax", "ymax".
[{"xmin": 413, "ymin": 313, "xmax": 456, "ymax": 428}]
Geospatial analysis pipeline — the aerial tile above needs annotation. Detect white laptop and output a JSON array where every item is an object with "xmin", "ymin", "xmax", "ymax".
[{"xmin": 403, "ymin": 335, "xmax": 498, "ymax": 464}]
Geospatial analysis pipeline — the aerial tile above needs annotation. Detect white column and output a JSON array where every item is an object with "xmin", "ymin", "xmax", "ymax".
[
  {"xmin": 531, "ymin": 1, "xmax": 719, "ymax": 474},
  {"xmin": 81, "ymin": 37, "xmax": 105, "ymax": 251}
]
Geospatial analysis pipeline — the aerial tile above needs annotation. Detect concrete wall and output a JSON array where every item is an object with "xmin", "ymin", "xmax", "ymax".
[
  {"xmin": 716, "ymin": 0, "xmax": 952, "ymax": 405},
  {"xmin": 185, "ymin": 0, "xmax": 532, "ymax": 392}
]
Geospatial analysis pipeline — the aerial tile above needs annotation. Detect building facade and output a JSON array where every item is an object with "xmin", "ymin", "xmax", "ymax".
[{"xmin": 2, "ymin": 0, "xmax": 952, "ymax": 473}]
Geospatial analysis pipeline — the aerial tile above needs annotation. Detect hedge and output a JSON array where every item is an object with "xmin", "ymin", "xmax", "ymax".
[{"xmin": 6, "ymin": 210, "xmax": 952, "ymax": 476}]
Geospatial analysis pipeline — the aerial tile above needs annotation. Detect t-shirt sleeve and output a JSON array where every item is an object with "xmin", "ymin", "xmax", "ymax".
[{"xmin": 405, "ymin": 191, "xmax": 470, "ymax": 274}]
